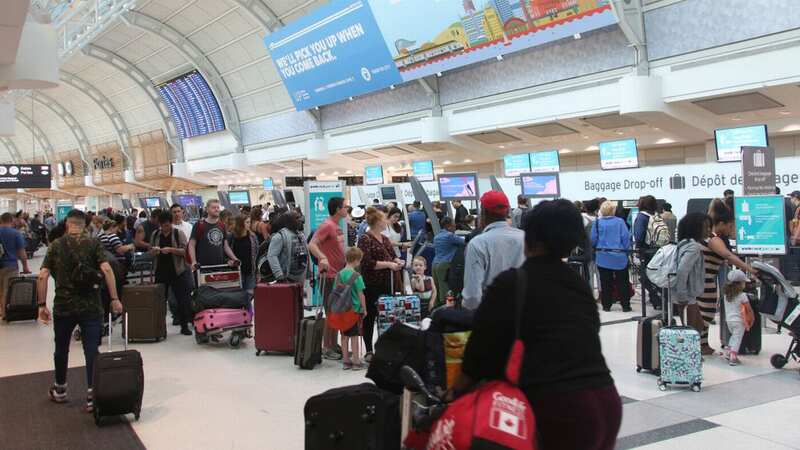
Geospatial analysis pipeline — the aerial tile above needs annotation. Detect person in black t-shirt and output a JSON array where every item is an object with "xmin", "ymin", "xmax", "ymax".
[
  {"xmin": 151, "ymin": 211, "xmax": 193, "ymax": 335},
  {"xmin": 188, "ymin": 199, "xmax": 239, "ymax": 270},
  {"xmin": 457, "ymin": 199, "xmax": 621, "ymax": 450},
  {"xmin": 134, "ymin": 208, "xmax": 161, "ymax": 252}
]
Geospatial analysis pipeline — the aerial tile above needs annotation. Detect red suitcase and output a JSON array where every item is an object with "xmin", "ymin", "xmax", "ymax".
[{"xmin": 254, "ymin": 282, "xmax": 303, "ymax": 355}]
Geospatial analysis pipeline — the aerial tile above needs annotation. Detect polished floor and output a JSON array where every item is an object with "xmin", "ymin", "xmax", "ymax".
[{"xmin": 1, "ymin": 254, "xmax": 799, "ymax": 450}]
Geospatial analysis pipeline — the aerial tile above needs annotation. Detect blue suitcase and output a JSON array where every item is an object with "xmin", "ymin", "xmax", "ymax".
[{"xmin": 658, "ymin": 300, "xmax": 702, "ymax": 392}]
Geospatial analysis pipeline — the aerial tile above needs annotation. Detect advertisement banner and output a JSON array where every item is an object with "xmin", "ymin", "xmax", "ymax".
[
  {"xmin": 741, "ymin": 146, "xmax": 775, "ymax": 196},
  {"xmin": 734, "ymin": 195, "xmax": 786, "ymax": 255},
  {"xmin": 265, "ymin": 0, "xmax": 616, "ymax": 110},
  {"xmin": 305, "ymin": 180, "xmax": 344, "ymax": 232},
  {"xmin": 557, "ymin": 157, "xmax": 800, "ymax": 219}
]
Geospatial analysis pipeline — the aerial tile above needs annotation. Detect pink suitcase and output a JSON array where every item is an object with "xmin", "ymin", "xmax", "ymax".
[{"xmin": 193, "ymin": 308, "xmax": 253, "ymax": 348}]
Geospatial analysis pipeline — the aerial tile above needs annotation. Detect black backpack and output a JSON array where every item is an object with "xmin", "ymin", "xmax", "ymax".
[{"xmin": 256, "ymin": 236, "xmax": 274, "ymax": 283}]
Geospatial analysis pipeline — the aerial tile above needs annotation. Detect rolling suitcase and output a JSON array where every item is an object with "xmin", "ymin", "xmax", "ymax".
[
  {"xmin": 93, "ymin": 313, "xmax": 144, "ymax": 426},
  {"xmin": 304, "ymin": 383, "xmax": 401, "ymax": 450},
  {"xmin": 3, "ymin": 275, "xmax": 38, "ymax": 322},
  {"xmin": 377, "ymin": 273, "xmax": 421, "ymax": 337},
  {"xmin": 121, "ymin": 279, "xmax": 167, "ymax": 342},
  {"xmin": 658, "ymin": 299, "xmax": 702, "ymax": 392},
  {"xmin": 720, "ymin": 293, "xmax": 762, "ymax": 355},
  {"xmin": 254, "ymin": 282, "xmax": 303, "ymax": 355},
  {"xmin": 636, "ymin": 314, "xmax": 663, "ymax": 375},
  {"xmin": 295, "ymin": 310, "xmax": 325, "ymax": 369}
]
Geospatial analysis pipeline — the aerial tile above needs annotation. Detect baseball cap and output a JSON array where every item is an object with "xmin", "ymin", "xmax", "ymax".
[
  {"xmin": 790, "ymin": 190, "xmax": 800, "ymax": 199},
  {"xmin": 351, "ymin": 206, "xmax": 365, "ymax": 219},
  {"xmin": 727, "ymin": 268, "xmax": 748, "ymax": 283},
  {"xmin": 480, "ymin": 191, "xmax": 510, "ymax": 216}
]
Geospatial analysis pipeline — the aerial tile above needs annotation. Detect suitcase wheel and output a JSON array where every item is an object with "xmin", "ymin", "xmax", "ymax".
[
  {"xmin": 636, "ymin": 366, "xmax": 641, "ymax": 373},
  {"xmin": 691, "ymin": 383, "xmax": 701, "ymax": 393},
  {"xmin": 195, "ymin": 333, "xmax": 209, "ymax": 345},
  {"xmin": 771, "ymin": 354, "xmax": 788, "ymax": 369},
  {"xmin": 657, "ymin": 380, "xmax": 667, "ymax": 392},
  {"xmin": 255, "ymin": 350, "xmax": 262, "ymax": 356},
  {"xmin": 229, "ymin": 334, "xmax": 242, "ymax": 348}
]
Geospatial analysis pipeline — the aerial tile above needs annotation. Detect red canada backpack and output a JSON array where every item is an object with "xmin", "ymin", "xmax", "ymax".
[{"xmin": 424, "ymin": 269, "xmax": 536, "ymax": 450}]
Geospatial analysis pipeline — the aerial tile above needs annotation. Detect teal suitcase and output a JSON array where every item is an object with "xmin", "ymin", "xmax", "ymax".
[{"xmin": 658, "ymin": 301, "xmax": 702, "ymax": 392}]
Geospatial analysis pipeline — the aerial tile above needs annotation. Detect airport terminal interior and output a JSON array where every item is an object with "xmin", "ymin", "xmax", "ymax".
[{"xmin": 2, "ymin": 0, "xmax": 800, "ymax": 449}]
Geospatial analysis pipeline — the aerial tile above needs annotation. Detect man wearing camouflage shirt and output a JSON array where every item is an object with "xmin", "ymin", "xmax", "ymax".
[{"xmin": 37, "ymin": 209, "xmax": 122, "ymax": 414}]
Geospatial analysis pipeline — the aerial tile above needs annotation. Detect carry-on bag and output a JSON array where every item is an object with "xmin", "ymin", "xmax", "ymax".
[
  {"xmin": 658, "ymin": 298, "xmax": 702, "ymax": 391},
  {"xmin": 121, "ymin": 270, "xmax": 166, "ymax": 342},
  {"xmin": 3, "ymin": 274, "xmax": 38, "ymax": 322},
  {"xmin": 254, "ymin": 282, "xmax": 303, "ymax": 355},
  {"xmin": 637, "ymin": 287, "xmax": 669, "ymax": 374},
  {"xmin": 93, "ymin": 313, "xmax": 144, "ymax": 426},
  {"xmin": 377, "ymin": 273, "xmax": 421, "ymax": 336},
  {"xmin": 295, "ymin": 309, "xmax": 325, "ymax": 369},
  {"xmin": 304, "ymin": 383, "xmax": 401, "ymax": 450},
  {"xmin": 719, "ymin": 290, "xmax": 762, "ymax": 355}
]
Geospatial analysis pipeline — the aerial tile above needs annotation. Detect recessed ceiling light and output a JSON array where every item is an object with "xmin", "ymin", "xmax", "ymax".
[
  {"xmin": 652, "ymin": 127, "xmax": 661, "ymax": 131},
  {"xmin": 558, "ymin": 149, "xmax": 573, "ymax": 154},
  {"xmin": 333, "ymin": 171, "xmax": 339, "ymax": 175},
  {"xmin": 585, "ymin": 145, "xmax": 599, "ymax": 151},
  {"xmin": 780, "ymin": 111, "xmax": 792, "ymax": 115},
  {"xmin": 346, "ymin": 170, "xmax": 353, "ymax": 174},
  {"xmin": 388, "ymin": 166, "xmax": 396, "ymax": 171},
  {"xmin": 582, "ymin": 135, "xmax": 589, "ymax": 139},
  {"xmin": 498, "ymin": 145, "xmax": 505, "ymax": 149},
  {"xmin": 615, "ymin": 131, "xmax": 624, "ymax": 135},
  {"xmin": 319, "ymin": 172, "xmax": 326, "ymax": 176},
  {"xmin": 731, "ymin": 116, "xmax": 742, "ymax": 121},
  {"xmin": 655, "ymin": 138, "xmax": 676, "ymax": 145},
  {"xmin": 464, "ymin": 159, "xmax": 472, "ymax": 163},
  {"xmin": 443, "ymin": 160, "xmax": 452, "ymax": 165}
]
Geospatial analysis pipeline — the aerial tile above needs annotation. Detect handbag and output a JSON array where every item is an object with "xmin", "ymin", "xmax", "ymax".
[{"xmin": 423, "ymin": 269, "xmax": 536, "ymax": 450}]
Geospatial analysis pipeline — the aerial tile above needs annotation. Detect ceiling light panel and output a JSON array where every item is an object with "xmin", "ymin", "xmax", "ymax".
[
  {"xmin": 467, "ymin": 130, "xmax": 521, "ymax": 144},
  {"xmin": 373, "ymin": 146, "xmax": 413, "ymax": 156},
  {"xmin": 581, "ymin": 114, "xmax": 645, "ymax": 130},
  {"xmin": 518, "ymin": 122, "xmax": 578, "ymax": 138},
  {"xmin": 692, "ymin": 92, "xmax": 784, "ymax": 115},
  {"xmin": 343, "ymin": 151, "xmax": 378, "ymax": 160},
  {"xmin": 408, "ymin": 142, "xmax": 449, "ymax": 152}
]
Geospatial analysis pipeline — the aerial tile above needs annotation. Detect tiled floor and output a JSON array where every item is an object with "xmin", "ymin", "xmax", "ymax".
[{"xmin": 2, "ymin": 253, "xmax": 799, "ymax": 449}]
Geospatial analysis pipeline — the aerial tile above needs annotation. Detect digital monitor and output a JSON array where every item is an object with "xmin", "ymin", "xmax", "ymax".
[
  {"xmin": 411, "ymin": 160, "xmax": 435, "ymax": 182},
  {"xmin": 157, "ymin": 70, "xmax": 225, "ymax": 139},
  {"xmin": 262, "ymin": 178, "xmax": 274, "ymax": 190},
  {"xmin": 176, "ymin": 195, "xmax": 202, "ymax": 208},
  {"xmin": 145, "ymin": 197, "xmax": 160, "ymax": 208},
  {"xmin": 365, "ymin": 165, "xmax": 384, "ymax": 185},
  {"xmin": 285, "ymin": 176, "xmax": 316, "ymax": 187},
  {"xmin": 503, "ymin": 154, "xmax": 531, "ymax": 177},
  {"xmin": 520, "ymin": 172, "xmax": 560, "ymax": 198},
  {"xmin": 284, "ymin": 190, "xmax": 296, "ymax": 204},
  {"xmin": 0, "ymin": 164, "xmax": 51, "ymax": 189},
  {"xmin": 228, "ymin": 190, "xmax": 251, "ymax": 205},
  {"xmin": 715, "ymin": 124, "xmax": 768, "ymax": 162},
  {"xmin": 530, "ymin": 150, "xmax": 560, "ymax": 173},
  {"xmin": 437, "ymin": 173, "xmax": 478, "ymax": 200},
  {"xmin": 380, "ymin": 186, "xmax": 397, "ymax": 201},
  {"xmin": 338, "ymin": 176, "xmax": 363, "ymax": 185},
  {"xmin": 599, "ymin": 139, "xmax": 639, "ymax": 170}
]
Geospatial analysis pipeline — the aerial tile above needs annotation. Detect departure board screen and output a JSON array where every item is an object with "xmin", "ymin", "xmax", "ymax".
[{"xmin": 158, "ymin": 70, "xmax": 225, "ymax": 139}]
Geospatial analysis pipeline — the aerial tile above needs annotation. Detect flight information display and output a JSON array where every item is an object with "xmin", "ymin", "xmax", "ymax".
[{"xmin": 158, "ymin": 70, "xmax": 225, "ymax": 139}]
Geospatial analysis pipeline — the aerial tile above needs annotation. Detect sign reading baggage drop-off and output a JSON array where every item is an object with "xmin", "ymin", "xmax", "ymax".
[
  {"xmin": 734, "ymin": 195, "xmax": 786, "ymax": 255},
  {"xmin": 305, "ymin": 180, "xmax": 345, "ymax": 233},
  {"xmin": 741, "ymin": 146, "xmax": 775, "ymax": 196}
]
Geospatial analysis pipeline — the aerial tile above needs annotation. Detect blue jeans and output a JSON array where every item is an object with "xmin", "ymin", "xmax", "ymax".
[{"xmin": 54, "ymin": 315, "xmax": 103, "ymax": 387}]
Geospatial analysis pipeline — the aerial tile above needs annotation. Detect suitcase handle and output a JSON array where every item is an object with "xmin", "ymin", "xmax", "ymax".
[{"xmin": 107, "ymin": 313, "xmax": 128, "ymax": 352}]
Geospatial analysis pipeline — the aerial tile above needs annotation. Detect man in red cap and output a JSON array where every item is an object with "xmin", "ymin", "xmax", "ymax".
[{"xmin": 462, "ymin": 191, "xmax": 525, "ymax": 309}]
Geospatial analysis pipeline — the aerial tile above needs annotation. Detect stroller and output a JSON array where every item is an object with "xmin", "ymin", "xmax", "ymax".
[{"xmin": 752, "ymin": 261, "xmax": 800, "ymax": 371}]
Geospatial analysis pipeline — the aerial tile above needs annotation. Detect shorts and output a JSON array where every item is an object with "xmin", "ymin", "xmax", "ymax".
[{"xmin": 343, "ymin": 319, "xmax": 362, "ymax": 337}]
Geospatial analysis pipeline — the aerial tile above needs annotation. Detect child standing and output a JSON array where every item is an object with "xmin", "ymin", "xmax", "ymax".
[
  {"xmin": 338, "ymin": 247, "xmax": 367, "ymax": 371},
  {"xmin": 723, "ymin": 269, "xmax": 753, "ymax": 366},
  {"xmin": 410, "ymin": 256, "xmax": 436, "ymax": 318}
]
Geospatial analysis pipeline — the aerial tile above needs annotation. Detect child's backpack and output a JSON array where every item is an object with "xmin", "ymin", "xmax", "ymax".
[{"xmin": 326, "ymin": 271, "xmax": 361, "ymax": 332}]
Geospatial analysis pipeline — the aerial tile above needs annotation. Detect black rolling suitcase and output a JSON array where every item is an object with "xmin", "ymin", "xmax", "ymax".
[
  {"xmin": 304, "ymin": 383, "xmax": 400, "ymax": 450},
  {"xmin": 3, "ymin": 275, "xmax": 38, "ymax": 322},
  {"xmin": 720, "ymin": 295, "xmax": 762, "ymax": 355},
  {"xmin": 295, "ymin": 309, "xmax": 325, "ymax": 370},
  {"xmin": 92, "ymin": 313, "xmax": 144, "ymax": 426}
]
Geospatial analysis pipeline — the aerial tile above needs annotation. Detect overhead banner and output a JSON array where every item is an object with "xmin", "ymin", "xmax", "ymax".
[
  {"xmin": 0, "ymin": 164, "xmax": 51, "ymax": 189},
  {"xmin": 556, "ymin": 157, "xmax": 800, "ymax": 219},
  {"xmin": 734, "ymin": 195, "xmax": 786, "ymax": 255},
  {"xmin": 741, "ymin": 146, "xmax": 775, "ymax": 196},
  {"xmin": 265, "ymin": 0, "xmax": 616, "ymax": 110}
]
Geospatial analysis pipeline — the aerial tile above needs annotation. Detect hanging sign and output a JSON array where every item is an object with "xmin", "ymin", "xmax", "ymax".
[
  {"xmin": 734, "ymin": 195, "xmax": 786, "ymax": 255},
  {"xmin": 741, "ymin": 146, "xmax": 775, "ymax": 196}
]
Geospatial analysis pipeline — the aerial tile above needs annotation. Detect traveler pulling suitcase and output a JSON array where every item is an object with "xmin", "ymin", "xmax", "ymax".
[
  {"xmin": 121, "ymin": 269, "xmax": 167, "ymax": 342},
  {"xmin": 93, "ymin": 313, "xmax": 144, "ymax": 426},
  {"xmin": 3, "ymin": 274, "xmax": 38, "ymax": 323},
  {"xmin": 254, "ymin": 282, "xmax": 303, "ymax": 355},
  {"xmin": 304, "ymin": 383, "xmax": 401, "ymax": 450},
  {"xmin": 658, "ymin": 298, "xmax": 702, "ymax": 392}
]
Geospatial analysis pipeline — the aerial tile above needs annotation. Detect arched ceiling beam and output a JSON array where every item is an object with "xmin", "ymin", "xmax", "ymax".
[
  {"xmin": 83, "ymin": 44, "xmax": 184, "ymax": 161},
  {"xmin": 60, "ymin": 71, "xmax": 134, "ymax": 169},
  {"xmin": 231, "ymin": 0, "xmax": 284, "ymax": 31},
  {"xmin": 0, "ymin": 137, "xmax": 21, "ymax": 163},
  {"xmin": 120, "ymin": 10, "xmax": 243, "ymax": 152},
  {"xmin": 14, "ymin": 109, "xmax": 55, "ymax": 164},
  {"xmin": 29, "ymin": 92, "xmax": 92, "ymax": 167}
]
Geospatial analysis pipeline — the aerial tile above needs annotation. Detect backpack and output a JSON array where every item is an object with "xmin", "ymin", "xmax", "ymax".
[
  {"xmin": 645, "ymin": 213, "xmax": 671, "ymax": 248},
  {"xmin": 645, "ymin": 240, "xmax": 688, "ymax": 288},
  {"xmin": 326, "ymin": 271, "xmax": 362, "ymax": 332}
]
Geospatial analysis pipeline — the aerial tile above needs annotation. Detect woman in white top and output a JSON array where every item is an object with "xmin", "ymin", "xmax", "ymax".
[{"xmin": 382, "ymin": 207, "xmax": 407, "ymax": 257}]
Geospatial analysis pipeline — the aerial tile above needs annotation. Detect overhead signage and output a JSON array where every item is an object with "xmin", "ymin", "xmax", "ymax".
[
  {"xmin": 229, "ymin": 191, "xmax": 251, "ymax": 205},
  {"xmin": 412, "ymin": 160, "xmax": 434, "ymax": 182},
  {"xmin": 741, "ymin": 146, "xmax": 775, "ymax": 196},
  {"xmin": 157, "ymin": 70, "xmax": 225, "ymax": 139},
  {"xmin": 265, "ymin": 0, "xmax": 617, "ymax": 110},
  {"xmin": 503, "ymin": 153, "xmax": 531, "ymax": 177},
  {"xmin": 734, "ymin": 195, "xmax": 786, "ymax": 255},
  {"xmin": 715, "ymin": 124, "xmax": 768, "ymax": 162},
  {"xmin": 93, "ymin": 156, "xmax": 114, "ymax": 170},
  {"xmin": 365, "ymin": 165, "xmax": 384, "ymax": 185},
  {"xmin": 438, "ymin": 173, "xmax": 478, "ymax": 200},
  {"xmin": 305, "ymin": 180, "xmax": 345, "ymax": 232},
  {"xmin": 520, "ymin": 172, "xmax": 559, "ymax": 198},
  {"xmin": 599, "ymin": 139, "xmax": 639, "ymax": 170},
  {"xmin": 263, "ymin": 177, "xmax": 274, "ymax": 190},
  {"xmin": 530, "ymin": 150, "xmax": 560, "ymax": 173},
  {"xmin": 56, "ymin": 203, "xmax": 72, "ymax": 222},
  {"xmin": 0, "ymin": 164, "xmax": 51, "ymax": 189}
]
